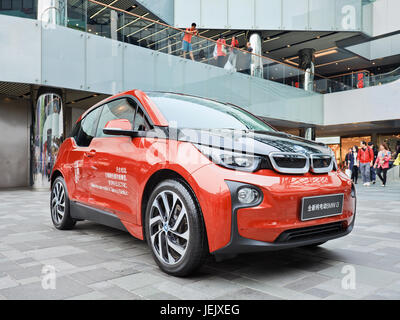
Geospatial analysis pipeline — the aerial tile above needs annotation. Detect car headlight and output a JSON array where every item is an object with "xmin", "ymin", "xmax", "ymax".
[{"xmin": 194, "ymin": 144, "xmax": 262, "ymax": 172}]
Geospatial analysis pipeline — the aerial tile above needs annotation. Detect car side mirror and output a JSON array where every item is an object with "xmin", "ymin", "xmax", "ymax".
[{"xmin": 102, "ymin": 119, "xmax": 138, "ymax": 137}]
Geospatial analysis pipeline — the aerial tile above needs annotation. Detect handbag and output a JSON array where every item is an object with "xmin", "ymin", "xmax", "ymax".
[
  {"xmin": 221, "ymin": 45, "xmax": 227, "ymax": 55},
  {"xmin": 213, "ymin": 44, "xmax": 217, "ymax": 58},
  {"xmin": 224, "ymin": 60, "xmax": 233, "ymax": 70},
  {"xmin": 394, "ymin": 153, "xmax": 400, "ymax": 166}
]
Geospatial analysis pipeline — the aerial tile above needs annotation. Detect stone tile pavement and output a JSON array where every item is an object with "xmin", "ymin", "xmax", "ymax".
[{"xmin": 0, "ymin": 182, "xmax": 399, "ymax": 300}]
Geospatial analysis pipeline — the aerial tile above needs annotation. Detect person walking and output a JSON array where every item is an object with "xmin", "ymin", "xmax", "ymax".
[
  {"xmin": 357, "ymin": 141, "xmax": 374, "ymax": 186},
  {"xmin": 374, "ymin": 143, "xmax": 391, "ymax": 186},
  {"xmin": 350, "ymin": 146, "xmax": 359, "ymax": 184},
  {"xmin": 182, "ymin": 23, "xmax": 198, "ymax": 61},
  {"xmin": 344, "ymin": 148, "xmax": 352, "ymax": 177},
  {"xmin": 368, "ymin": 141, "xmax": 378, "ymax": 184}
]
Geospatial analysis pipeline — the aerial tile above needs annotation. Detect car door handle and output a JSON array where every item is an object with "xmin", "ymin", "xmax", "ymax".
[{"xmin": 84, "ymin": 149, "xmax": 96, "ymax": 157}]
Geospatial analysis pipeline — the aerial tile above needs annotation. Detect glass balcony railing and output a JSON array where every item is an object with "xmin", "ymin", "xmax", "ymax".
[
  {"xmin": 1, "ymin": 0, "xmax": 398, "ymax": 95},
  {"xmin": 369, "ymin": 67, "xmax": 400, "ymax": 86}
]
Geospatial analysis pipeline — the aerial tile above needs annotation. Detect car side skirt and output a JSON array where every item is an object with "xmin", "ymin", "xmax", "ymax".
[{"xmin": 70, "ymin": 201, "xmax": 128, "ymax": 232}]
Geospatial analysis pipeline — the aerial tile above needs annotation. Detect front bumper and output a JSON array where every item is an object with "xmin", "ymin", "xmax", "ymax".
[{"xmin": 212, "ymin": 180, "xmax": 356, "ymax": 256}]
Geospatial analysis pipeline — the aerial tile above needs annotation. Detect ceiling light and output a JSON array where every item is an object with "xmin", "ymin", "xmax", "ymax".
[{"xmin": 263, "ymin": 37, "xmax": 280, "ymax": 43}]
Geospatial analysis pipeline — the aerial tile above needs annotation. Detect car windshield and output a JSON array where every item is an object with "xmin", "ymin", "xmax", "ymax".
[{"xmin": 146, "ymin": 92, "xmax": 275, "ymax": 132}]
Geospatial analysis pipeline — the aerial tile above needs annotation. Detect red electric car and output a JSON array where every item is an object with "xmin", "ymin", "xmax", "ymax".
[{"xmin": 50, "ymin": 90, "xmax": 356, "ymax": 276}]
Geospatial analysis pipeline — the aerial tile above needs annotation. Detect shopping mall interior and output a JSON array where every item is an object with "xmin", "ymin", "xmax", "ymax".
[{"xmin": 0, "ymin": 0, "xmax": 399, "ymax": 187}]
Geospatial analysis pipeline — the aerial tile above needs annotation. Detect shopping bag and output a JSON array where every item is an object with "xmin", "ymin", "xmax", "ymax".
[
  {"xmin": 224, "ymin": 60, "xmax": 233, "ymax": 70},
  {"xmin": 394, "ymin": 153, "xmax": 400, "ymax": 166}
]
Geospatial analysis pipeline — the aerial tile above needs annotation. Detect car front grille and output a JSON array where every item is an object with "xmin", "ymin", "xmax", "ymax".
[
  {"xmin": 268, "ymin": 152, "xmax": 334, "ymax": 174},
  {"xmin": 310, "ymin": 154, "xmax": 333, "ymax": 173},
  {"xmin": 269, "ymin": 152, "xmax": 310, "ymax": 174},
  {"xmin": 274, "ymin": 222, "xmax": 345, "ymax": 243}
]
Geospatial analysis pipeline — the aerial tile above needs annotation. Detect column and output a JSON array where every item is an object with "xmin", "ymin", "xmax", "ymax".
[
  {"xmin": 37, "ymin": 0, "xmax": 66, "ymax": 25},
  {"xmin": 298, "ymin": 48, "xmax": 315, "ymax": 92},
  {"xmin": 32, "ymin": 88, "xmax": 64, "ymax": 189},
  {"xmin": 249, "ymin": 33, "xmax": 263, "ymax": 78},
  {"xmin": 300, "ymin": 127, "xmax": 316, "ymax": 141}
]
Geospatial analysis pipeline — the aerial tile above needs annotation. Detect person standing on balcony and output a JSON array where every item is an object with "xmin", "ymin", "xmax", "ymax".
[
  {"xmin": 368, "ymin": 141, "xmax": 378, "ymax": 184},
  {"xmin": 374, "ymin": 143, "xmax": 391, "ymax": 187},
  {"xmin": 226, "ymin": 36, "xmax": 239, "ymax": 71},
  {"xmin": 357, "ymin": 141, "xmax": 374, "ymax": 186},
  {"xmin": 182, "ymin": 23, "xmax": 198, "ymax": 61},
  {"xmin": 239, "ymin": 42, "xmax": 253, "ymax": 75},
  {"xmin": 214, "ymin": 34, "xmax": 227, "ymax": 68}
]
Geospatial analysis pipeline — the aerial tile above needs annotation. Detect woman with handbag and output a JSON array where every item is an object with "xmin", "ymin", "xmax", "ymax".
[
  {"xmin": 350, "ymin": 146, "xmax": 359, "ymax": 184},
  {"xmin": 214, "ymin": 35, "xmax": 227, "ymax": 68},
  {"xmin": 374, "ymin": 143, "xmax": 391, "ymax": 186}
]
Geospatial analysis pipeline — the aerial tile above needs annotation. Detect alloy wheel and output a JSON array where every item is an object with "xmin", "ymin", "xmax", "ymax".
[
  {"xmin": 149, "ymin": 190, "xmax": 189, "ymax": 265},
  {"xmin": 51, "ymin": 181, "xmax": 65, "ymax": 224}
]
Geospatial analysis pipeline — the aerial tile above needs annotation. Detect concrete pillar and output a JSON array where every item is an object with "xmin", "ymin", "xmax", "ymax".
[
  {"xmin": 298, "ymin": 48, "xmax": 315, "ymax": 92},
  {"xmin": 37, "ymin": 0, "xmax": 66, "ymax": 25},
  {"xmin": 32, "ymin": 88, "xmax": 64, "ymax": 189},
  {"xmin": 300, "ymin": 127, "xmax": 316, "ymax": 141},
  {"xmin": 249, "ymin": 33, "xmax": 263, "ymax": 78},
  {"xmin": 110, "ymin": 10, "xmax": 118, "ymax": 41}
]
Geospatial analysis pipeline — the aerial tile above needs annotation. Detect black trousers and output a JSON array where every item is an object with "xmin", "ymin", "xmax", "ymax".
[
  {"xmin": 351, "ymin": 166, "xmax": 359, "ymax": 183},
  {"xmin": 377, "ymin": 167, "xmax": 388, "ymax": 185},
  {"xmin": 217, "ymin": 55, "xmax": 225, "ymax": 68}
]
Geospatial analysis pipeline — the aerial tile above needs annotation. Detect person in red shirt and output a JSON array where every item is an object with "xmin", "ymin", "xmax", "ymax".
[
  {"xmin": 357, "ymin": 141, "xmax": 374, "ymax": 186},
  {"xmin": 227, "ymin": 36, "xmax": 239, "ymax": 70},
  {"xmin": 214, "ymin": 35, "xmax": 227, "ymax": 67},
  {"xmin": 374, "ymin": 142, "xmax": 392, "ymax": 186},
  {"xmin": 182, "ymin": 23, "xmax": 198, "ymax": 61}
]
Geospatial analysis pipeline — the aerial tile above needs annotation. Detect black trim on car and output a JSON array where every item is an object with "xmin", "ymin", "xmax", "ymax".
[
  {"xmin": 70, "ymin": 201, "xmax": 127, "ymax": 232},
  {"xmin": 212, "ymin": 180, "xmax": 356, "ymax": 258}
]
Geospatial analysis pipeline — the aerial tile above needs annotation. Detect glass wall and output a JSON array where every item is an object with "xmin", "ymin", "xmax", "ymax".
[
  {"xmin": 0, "ymin": 0, "xmax": 397, "ymax": 95},
  {"xmin": 0, "ymin": 0, "xmax": 37, "ymax": 19}
]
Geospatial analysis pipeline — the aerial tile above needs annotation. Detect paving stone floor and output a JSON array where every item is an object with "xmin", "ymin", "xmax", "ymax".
[{"xmin": 0, "ymin": 182, "xmax": 399, "ymax": 300}]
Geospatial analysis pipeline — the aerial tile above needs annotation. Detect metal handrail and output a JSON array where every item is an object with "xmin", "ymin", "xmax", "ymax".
[
  {"xmin": 86, "ymin": 0, "xmax": 400, "ymax": 92},
  {"xmin": 87, "ymin": 0, "xmax": 325, "ymax": 78}
]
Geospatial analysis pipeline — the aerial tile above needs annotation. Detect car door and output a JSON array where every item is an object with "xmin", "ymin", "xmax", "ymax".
[
  {"xmin": 86, "ymin": 98, "xmax": 150, "ymax": 224},
  {"xmin": 67, "ymin": 106, "xmax": 102, "ymax": 204}
]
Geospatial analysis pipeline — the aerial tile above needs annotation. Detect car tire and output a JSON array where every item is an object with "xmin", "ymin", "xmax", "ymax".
[
  {"xmin": 50, "ymin": 176, "xmax": 76, "ymax": 230},
  {"xmin": 145, "ymin": 179, "xmax": 208, "ymax": 276}
]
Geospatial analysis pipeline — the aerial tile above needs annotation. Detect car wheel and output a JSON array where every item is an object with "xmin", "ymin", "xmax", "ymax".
[
  {"xmin": 50, "ymin": 176, "xmax": 76, "ymax": 230},
  {"xmin": 145, "ymin": 179, "xmax": 208, "ymax": 276}
]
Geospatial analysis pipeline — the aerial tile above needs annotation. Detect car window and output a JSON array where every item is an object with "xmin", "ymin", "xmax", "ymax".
[
  {"xmin": 73, "ymin": 107, "xmax": 102, "ymax": 147},
  {"xmin": 96, "ymin": 98, "xmax": 136, "ymax": 137},
  {"xmin": 146, "ymin": 92, "xmax": 275, "ymax": 132},
  {"xmin": 134, "ymin": 108, "xmax": 151, "ymax": 131}
]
